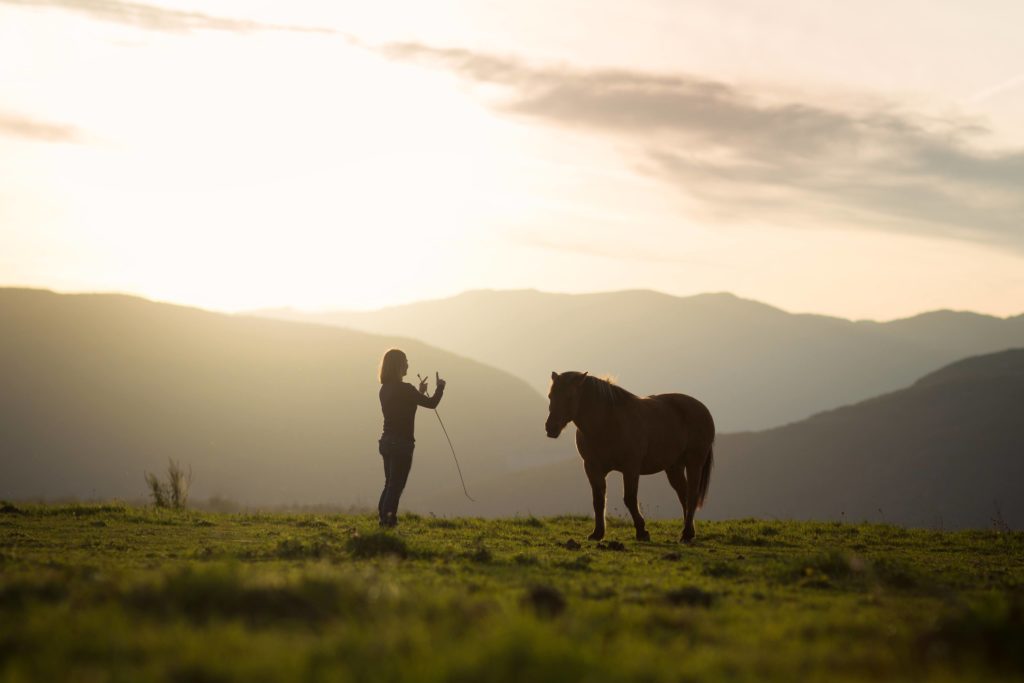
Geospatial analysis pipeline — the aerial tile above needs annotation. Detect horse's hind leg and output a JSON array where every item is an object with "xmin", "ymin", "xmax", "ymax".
[
  {"xmin": 622, "ymin": 471, "xmax": 650, "ymax": 542},
  {"xmin": 584, "ymin": 461, "xmax": 607, "ymax": 541},
  {"xmin": 665, "ymin": 465, "xmax": 689, "ymax": 542},
  {"xmin": 681, "ymin": 460, "xmax": 703, "ymax": 543}
]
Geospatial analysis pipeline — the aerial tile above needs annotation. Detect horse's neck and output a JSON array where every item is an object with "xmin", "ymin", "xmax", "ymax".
[{"xmin": 574, "ymin": 390, "xmax": 613, "ymax": 435}]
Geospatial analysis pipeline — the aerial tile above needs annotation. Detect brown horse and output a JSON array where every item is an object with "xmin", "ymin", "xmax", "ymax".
[{"xmin": 545, "ymin": 371, "xmax": 715, "ymax": 543}]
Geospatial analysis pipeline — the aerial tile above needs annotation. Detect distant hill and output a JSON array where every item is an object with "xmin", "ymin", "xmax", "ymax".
[
  {"xmin": 422, "ymin": 349, "xmax": 1024, "ymax": 529},
  {"xmin": 0, "ymin": 289, "xmax": 564, "ymax": 506},
  {"xmin": 256, "ymin": 290, "xmax": 1024, "ymax": 431}
]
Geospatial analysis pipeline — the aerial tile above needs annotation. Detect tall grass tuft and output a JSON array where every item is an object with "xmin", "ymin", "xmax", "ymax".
[
  {"xmin": 144, "ymin": 472, "xmax": 168, "ymax": 508},
  {"xmin": 144, "ymin": 459, "xmax": 192, "ymax": 509}
]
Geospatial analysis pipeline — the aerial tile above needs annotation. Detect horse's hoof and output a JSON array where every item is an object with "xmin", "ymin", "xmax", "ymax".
[
  {"xmin": 637, "ymin": 529, "xmax": 651, "ymax": 542},
  {"xmin": 588, "ymin": 531, "xmax": 605, "ymax": 541}
]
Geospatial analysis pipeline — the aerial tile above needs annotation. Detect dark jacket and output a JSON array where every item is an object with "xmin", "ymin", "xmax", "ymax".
[{"xmin": 379, "ymin": 381, "xmax": 444, "ymax": 442}]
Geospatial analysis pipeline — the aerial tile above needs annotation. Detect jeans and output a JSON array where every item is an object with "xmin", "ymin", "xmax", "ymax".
[{"xmin": 378, "ymin": 433, "xmax": 414, "ymax": 525}]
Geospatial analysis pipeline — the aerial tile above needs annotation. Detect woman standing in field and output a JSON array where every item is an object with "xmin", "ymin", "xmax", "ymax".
[{"xmin": 377, "ymin": 348, "xmax": 446, "ymax": 528}]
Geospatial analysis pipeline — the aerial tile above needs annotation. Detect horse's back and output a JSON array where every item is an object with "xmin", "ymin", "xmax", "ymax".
[{"xmin": 648, "ymin": 392, "xmax": 716, "ymax": 445}]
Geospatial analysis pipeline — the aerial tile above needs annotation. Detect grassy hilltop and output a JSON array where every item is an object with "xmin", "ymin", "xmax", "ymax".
[{"xmin": 1, "ymin": 504, "xmax": 1023, "ymax": 682}]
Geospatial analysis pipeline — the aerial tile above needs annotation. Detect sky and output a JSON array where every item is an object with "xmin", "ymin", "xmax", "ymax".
[{"xmin": 2, "ymin": 0, "xmax": 1023, "ymax": 320}]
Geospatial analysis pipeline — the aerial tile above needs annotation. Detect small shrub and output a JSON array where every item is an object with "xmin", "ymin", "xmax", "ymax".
[
  {"xmin": 144, "ymin": 459, "xmax": 192, "ymax": 509},
  {"xmin": 144, "ymin": 472, "xmax": 168, "ymax": 508}
]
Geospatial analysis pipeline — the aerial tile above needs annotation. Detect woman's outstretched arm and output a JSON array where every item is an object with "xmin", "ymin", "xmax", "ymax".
[{"xmin": 407, "ymin": 381, "xmax": 444, "ymax": 409}]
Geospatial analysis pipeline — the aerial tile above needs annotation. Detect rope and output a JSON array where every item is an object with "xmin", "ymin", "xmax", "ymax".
[{"xmin": 433, "ymin": 408, "xmax": 475, "ymax": 502}]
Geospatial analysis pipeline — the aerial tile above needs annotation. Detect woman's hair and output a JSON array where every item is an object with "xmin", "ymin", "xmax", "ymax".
[{"xmin": 378, "ymin": 348, "xmax": 407, "ymax": 384}]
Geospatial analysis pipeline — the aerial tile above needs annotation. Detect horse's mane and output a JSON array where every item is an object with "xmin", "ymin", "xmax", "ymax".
[{"xmin": 580, "ymin": 373, "xmax": 636, "ymax": 406}]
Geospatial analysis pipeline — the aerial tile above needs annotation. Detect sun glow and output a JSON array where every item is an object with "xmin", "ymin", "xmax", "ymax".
[
  {"xmin": 2, "ymin": 17, "xmax": 522, "ymax": 311},
  {"xmin": 4, "ymin": 2, "xmax": 1024, "ymax": 318}
]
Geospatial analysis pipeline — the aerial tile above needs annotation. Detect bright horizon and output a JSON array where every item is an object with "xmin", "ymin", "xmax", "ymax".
[
  {"xmin": 11, "ymin": 283, "xmax": 1024, "ymax": 325},
  {"xmin": 3, "ymin": 1, "xmax": 1024, "ymax": 321}
]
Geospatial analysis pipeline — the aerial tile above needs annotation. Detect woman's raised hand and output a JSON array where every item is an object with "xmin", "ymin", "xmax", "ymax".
[
  {"xmin": 417, "ymin": 374, "xmax": 429, "ymax": 395},
  {"xmin": 436, "ymin": 372, "xmax": 446, "ymax": 391}
]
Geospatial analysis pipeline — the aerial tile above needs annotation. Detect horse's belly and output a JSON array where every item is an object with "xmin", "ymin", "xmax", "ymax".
[
  {"xmin": 638, "ymin": 462, "xmax": 664, "ymax": 476},
  {"xmin": 634, "ymin": 440, "xmax": 684, "ymax": 473},
  {"xmin": 607, "ymin": 461, "xmax": 668, "ymax": 476}
]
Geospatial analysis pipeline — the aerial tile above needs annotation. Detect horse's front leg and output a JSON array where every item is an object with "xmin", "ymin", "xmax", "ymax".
[
  {"xmin": 622, "ymin": 471, "xmax": 650, "ymax": 541},
  {"xmin": 584, "ymin": 461, "xmax": 607, "ymax": 541}
]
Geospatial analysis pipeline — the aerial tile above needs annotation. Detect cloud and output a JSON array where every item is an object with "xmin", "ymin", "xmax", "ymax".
[
  {"xmin": 379, "ymin": 42, "xmax": 1024, "ymax": 250},
  {"xmin": 969, "ymin": 73, "xmax": 1024, "ymax": 104},
  {"xmin": 2, "ymin": 0, "xmax": 336, "ymax": 34},
  {"xmin": 0, "ymin": 112, "xmax": 83, "ymax": 143}
]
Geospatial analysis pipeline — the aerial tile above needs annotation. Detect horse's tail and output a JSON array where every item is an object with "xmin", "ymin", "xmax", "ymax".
[{"xmin": 696, "ymin": 444, "xmax": 714, "ymax": 509}]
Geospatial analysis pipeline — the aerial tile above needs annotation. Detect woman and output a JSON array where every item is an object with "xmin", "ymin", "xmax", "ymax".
[{"xmin": 377, "ymin": 348, "xmax": 446, "ymax": 528}]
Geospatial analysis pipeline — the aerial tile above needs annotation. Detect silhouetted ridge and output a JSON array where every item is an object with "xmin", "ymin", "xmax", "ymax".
[
  {"xmin": 256, "ymin": 288, "xmax": 1024, "ymax": 431},
  {"xmin": 913, "ymin": 347, "xmax": 1024, "ymax": 388},
  {"xmin": 0, "ymin": 287, "xmax": 564, "ymax": 505}
]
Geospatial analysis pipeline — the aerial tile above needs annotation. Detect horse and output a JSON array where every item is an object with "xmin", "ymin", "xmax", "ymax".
[{"xmin": 545, "ymin": 371, "xmax": 715, "ymax": 543}]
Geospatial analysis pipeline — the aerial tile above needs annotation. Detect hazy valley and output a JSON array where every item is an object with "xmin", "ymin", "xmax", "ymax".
[{"xmin": 3, "ymin": 287, "xmax": 1022, "ymax": 529}]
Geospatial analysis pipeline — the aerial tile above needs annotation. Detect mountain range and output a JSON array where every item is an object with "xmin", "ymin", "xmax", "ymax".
[
  {"xmin": 257, "ymin": 290, "xmax": 1024, "ymax": 431},
  {"xmin": 4, "ymin": 287, "xmax": 1021, "ymax": 528},
  {"xmin": 0, "ymin": 288, "xmax": 562, "ymax": 506}
]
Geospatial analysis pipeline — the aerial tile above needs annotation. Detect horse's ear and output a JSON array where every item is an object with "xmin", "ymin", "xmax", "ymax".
[
  {"xmin": 551, "ymin": 371, "xmax": 559, "ymax": 381},
  {"xmin": 576, "ymin": 371, "xmax": 589, "ymax": 384}
]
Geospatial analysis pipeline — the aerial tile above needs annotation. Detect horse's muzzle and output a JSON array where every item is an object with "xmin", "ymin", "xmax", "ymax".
[{"xmin": 545, "ymin": 418, "xmax": 565, "ymax": 439}]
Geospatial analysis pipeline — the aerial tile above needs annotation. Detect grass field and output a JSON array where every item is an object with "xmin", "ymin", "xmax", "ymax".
[{"xmin": 1, "ymin": 503, "xmax": 1022, "ymax": 682}]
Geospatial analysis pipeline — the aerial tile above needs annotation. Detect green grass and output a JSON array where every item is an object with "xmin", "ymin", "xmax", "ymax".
[{"xmin": 1, "ymin": 503, "xmax": 1022, "ymax": 682}]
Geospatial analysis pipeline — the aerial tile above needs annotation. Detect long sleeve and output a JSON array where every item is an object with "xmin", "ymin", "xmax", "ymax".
[
  {"xmin": 410, "ymin": 382, "xmax": 444, "ymax": 409},
  {"xmin": 380, "ymin": 381, "xmax": 445, "ymax": 441}
]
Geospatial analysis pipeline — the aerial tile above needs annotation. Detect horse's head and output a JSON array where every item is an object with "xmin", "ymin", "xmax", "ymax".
[{"xmin": 545, "ymin": 371, "xmax": 588, "ymax": 438}]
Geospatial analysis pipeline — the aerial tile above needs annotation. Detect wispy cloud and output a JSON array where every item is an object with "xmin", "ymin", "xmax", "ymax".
[
  {"xmin": 0, "ymin": 112, "xmax": 83, "ymax": 143},
  {"xmin": 379, "ymin": 43, "xmax": 1024, "ymax": 251},
  {"xmin": 968, "ymin": 73, "xmax": 1024, "ymax": 104},
  {"xmin": 2, "ymin": 0, "xmax": 337, "ymax": 34}
]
